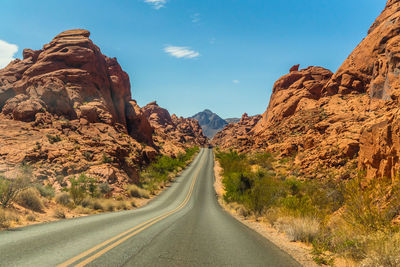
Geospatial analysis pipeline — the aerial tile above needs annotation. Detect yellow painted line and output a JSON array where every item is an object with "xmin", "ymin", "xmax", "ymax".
[{"xmin": 57, "ymin": 150, "xmax": 205, "ymax": 267}]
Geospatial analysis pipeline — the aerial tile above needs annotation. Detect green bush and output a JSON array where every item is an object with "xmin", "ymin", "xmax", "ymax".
[
  {"xmin": 35, "ymin": 184, "xmax": 55, "ymax": 198},
  {"xmin": 102, "ymin": 153, "xmax": 113, "ymax": 163},
  {"xmin": 68, "ymin": 173, "xmax": 98, "ymax": 205},
  {"xmin": 140, "ymin": 147, "xmax": 199, "ymax": 191},
  {"xmin": 46, "ymin": 134, "xmax": 61, "ymax": 144}
]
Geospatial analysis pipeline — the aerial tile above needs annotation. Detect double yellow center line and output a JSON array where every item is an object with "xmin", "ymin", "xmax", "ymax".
[{"xmin": 58, "ymin": 152, "xmax": 205, "ymax": 267}]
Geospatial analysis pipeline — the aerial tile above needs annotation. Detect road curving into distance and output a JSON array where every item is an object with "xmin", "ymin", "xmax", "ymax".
[{"xmin": 0, "ymin": 148, "xmax": 300, "ymax": 266}]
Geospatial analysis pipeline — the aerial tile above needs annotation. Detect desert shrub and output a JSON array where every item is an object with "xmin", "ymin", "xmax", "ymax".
[
  {"xmin": 69, "ymin": 173, "xmax": 98, "ymax": 204},
  {"xmin": 360, "ymin": 232, "xmax": 400, "ymax": 267},
  {"xmin": 53, "ymin": 208, "xmax": 66, "ymax": 219},
  {"xmin": 275, "ymin": 216, "xmax": 320, "ymax": 243},
  {"xmin": 127, "ymin": 184, "xmax": 150, "ymax": 199},
  {"xmin": 46, "ymin": 134, "xmax": 61, "ymax": 144},
  {"xmin": 35, "ymin": 184, "xmax": 55, "ymax": 198},
  {"xmin": 140, "ymin": 147, "xmax": 199, "ymax": 190},
  {"xmin": 0, "ymin": 208, "xmax": 10, "ymax": 228},
  {"xmin": 130, "ymin": 200, "xmax": 137, "ymax": 208},
  {"xmin": 26, "ymin": 213, "xmax": 36, "ymax": 221},
  {"xmin": 116, "ymin": 201, "xmax": 130, "ymax": 210},
  {"xmin": 0, "ymin": 176, "xmax": 30, "ymax": 207},
  {"xmin": 81, "ymin": 197, "xmax": 93, "ymax": 208},
  {"xmin": 74, "ymin": 206, "xmax": 91, "ymax": 214},
  {"xmin": 342, "ymin": 176, "xmax": 400, "ymax": 232},
  {"xmin": 16, "ymin": 188, "xmax": 44, "ymax": 212},
  {"xmin": 55, "ymin": 192, "xmax": 71, "ymax": 206},
  {"xmin": 0, "ymin": 209, "xmax": 21, "ymax": 228},
  {"xmin": 82, "ymin": 151, "xmax": 93, "ymax": 161},
  {"xmin": 104, "ymin": 200, "xmax": 116, "ymax": 212},
  {"xmin": 102, "ymin": 153, "xmax": 112, "ymax": 163},
  {"xmin": 92, "ymin": 199, "xmax": 104, "ymax": 210},
  {"xmin": 99, "ymin": 182, "xmax": 111, "ymax": 195}
]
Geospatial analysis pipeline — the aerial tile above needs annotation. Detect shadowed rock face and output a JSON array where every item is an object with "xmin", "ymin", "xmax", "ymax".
[
  {"xmin": 215, "ymin": 0, "xmax": 400, "ymax": 180},
  {"xmin": 191, "ymin": 109, "xmax": 228, "ymax": 138}
]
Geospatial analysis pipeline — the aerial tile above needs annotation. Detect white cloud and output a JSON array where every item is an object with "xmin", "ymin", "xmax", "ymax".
[
  {"xmin": 144, "ymin": 0, "xmax": 166, "ymax": 10},
  {"xmin": 0, "ymin": 40, "xmax": 18, "ymax": 69},
  {"xmin": 191, "ymin": 13, "xmax": 200, "ymax": 23},
  {"xmin": 233, "ymin": 80, "xmax": 240, "ymax": 84},
  {"xmin": 164, "ymin": 46, "xmax": 200, "ymax": 59}
]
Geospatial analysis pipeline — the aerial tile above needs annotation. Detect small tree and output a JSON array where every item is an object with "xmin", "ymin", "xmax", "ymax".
[
  {"xmin": 0, "ymin": 176, "xmax": 30, "ymax": 207},
  {"xmin": 69, "ymin": 174, "xmax": 98, "ymax": 204}
]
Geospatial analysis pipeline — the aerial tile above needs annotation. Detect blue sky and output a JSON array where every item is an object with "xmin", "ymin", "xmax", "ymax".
[{"xmin": 0, "ymin": 0, "xmax": 386, "ymax": 118}]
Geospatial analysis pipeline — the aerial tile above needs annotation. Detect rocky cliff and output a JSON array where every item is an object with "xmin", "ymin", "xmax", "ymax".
[
  {"xmin": 0, "ymin": 29, "xmax": 206, "ymax": 193},
  {"xmin": 214, "ymin": 0, "xmax": 400, "ymax": 180}
]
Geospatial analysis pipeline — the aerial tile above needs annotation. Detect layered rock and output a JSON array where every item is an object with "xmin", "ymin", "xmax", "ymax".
[
  {"xmin": 214, "ymin": 0, "xmax": 400, "ymax": 180},
  {"xmin": 0, "ymin": 29, "xmax": 205, "ymax": 193},
  {"xmin": 254, "ymin": 66, "xmax": 333, "ymax": 131},
  {"xmin": 142, "ymin": 101, "xmax": 207, "ymax": 156}
]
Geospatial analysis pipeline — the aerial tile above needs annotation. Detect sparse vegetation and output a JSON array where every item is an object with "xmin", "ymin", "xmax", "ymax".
[
  {"xmin": 216, "ymin": 150, "xmax": 400, "ymax": 265},
  {"xmin": 127, "ymin": 184, "xmax": 150, "ymax": 199},
  {"xmin": 102, "ymin": 153, "xmax": 113, "ymax": 163},
  {"xmin": 16, "ymin": 188, "xmax": 44, "ymax": 212},
  {"xmin": 55, "ymin": 192, "xmax": 71, "ymax": 206},
  {"xmin": 0, "ymin": 175, "xmax": 30, "ymax": 208},
  {"xmin": 46, "ymin": 134, "xmax": 61, "ymax": 144},
  {"xmin": 140, "ymin": 147, "xmax": 199, "ymax": 193}
]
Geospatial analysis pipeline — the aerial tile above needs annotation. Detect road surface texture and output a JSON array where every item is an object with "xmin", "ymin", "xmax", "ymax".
[{"xmin": 0, "ymin": 148, "xmax": 300, "ymax": 266}]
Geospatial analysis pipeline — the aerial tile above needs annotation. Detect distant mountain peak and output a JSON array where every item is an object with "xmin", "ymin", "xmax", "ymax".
[{"xmin": 191, "ymin": 109, "xmax": 239, "ymax": 139}]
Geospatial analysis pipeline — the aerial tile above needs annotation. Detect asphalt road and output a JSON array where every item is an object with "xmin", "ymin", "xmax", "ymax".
[{"xmin": 0, "ymin": 148, "xmax": 300, "ymax": 267}]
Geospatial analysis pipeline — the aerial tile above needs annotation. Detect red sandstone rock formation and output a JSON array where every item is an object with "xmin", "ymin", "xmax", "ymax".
[
  {"xmin": 142, "ymin": 101, "xmax": 207, "ymax": 156},
  {"xmin": 215, "ymin": 0, "xmax": 400, "ymax": 180},
  {"xmin": 211, "ymin": 113, "xmax": 261, "ymax": 152},
  {"xmin": 0, "ymin": 29, "xmax": 205, "ymax": 193}
]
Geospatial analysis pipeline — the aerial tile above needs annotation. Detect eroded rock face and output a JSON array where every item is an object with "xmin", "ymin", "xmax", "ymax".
[
  {"xmin": 142, "ymin": 101, "xmax": 207, "ymax": 156},
  {"xmin": 214, "ymin": 1, "xmax": 400, "ymax": 180},
  {"xmin": 0, "ymin": 29, "xmax": 204, "ymax": 194},
  {"xmin": 212, "ymin": 113, "xmax": 262, "ymax": 152},
  {"xmin": 322, "ymin": 0, "xmax": 400, "ymax": 99},
  {"xmin": 255, "ymin": 66, "xmax": 333, "ymax": 130}
]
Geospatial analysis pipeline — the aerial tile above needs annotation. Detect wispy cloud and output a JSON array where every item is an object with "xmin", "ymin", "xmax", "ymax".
[
  {"xmin": 191, "ymin": 13, "xmax": 200, "ymax": 23},
  {"xmin": 164, "ymin": 46, "xmax": 200, "ymax": 59},
  {"xmin": 144, "ymin": 0, "xmax": 166, "ymax": 10},
  {"xmin": 233, "ymin": 80, "xmax": 240, "ymax": 84},
  {"xmin": 209, "ymin": 38, "xmax": 216, "ymax": 45},
  {"xmin": 0, "ymin": 40, "xmax": 18, "ymax": 69}
]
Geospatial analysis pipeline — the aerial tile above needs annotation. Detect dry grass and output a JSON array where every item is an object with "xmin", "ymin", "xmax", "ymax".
[
  {"xmin": 360, "ymin": 232, "xmax": 400, "ymax": 267},
  {"xmin": 55, "ymin": 192, "xmax": 71, "ymax": 206},
  {"xmin": 275, "ymin": 216, "xmax": 320, "ymax": 243},
  {"xmin": 127, "ymin": 184, "xmax": 150, "ymax": 199},
  {"xmin": 53, "ymin": 208, "xmax": 66, "ymax": 219},
  {"xmin": 74, "ymin": 206, "xmax": 92, "ymax": 214},
  {"xmin": 16, "ymin": 188, "xmax": 44, "ymax": 212},
  {"xmin": 0, "ymin": 208, "xmax": 20, "ymax": 228}
]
